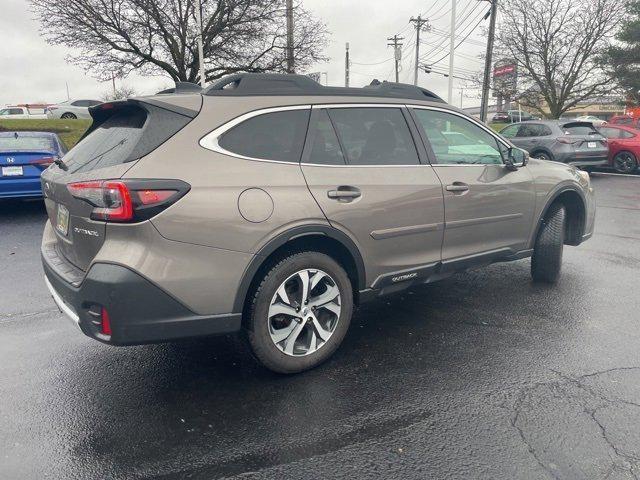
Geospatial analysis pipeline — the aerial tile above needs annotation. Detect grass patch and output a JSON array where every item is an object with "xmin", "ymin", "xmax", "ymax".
[
  {"xmin": 489, "ymin": 123, "xmax": 508, "ymax": 133},
  {"xmin": 0, "ymin": 119, "xmax": 91, "ymax": 150}
]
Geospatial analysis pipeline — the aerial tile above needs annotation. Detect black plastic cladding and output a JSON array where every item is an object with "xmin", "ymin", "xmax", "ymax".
[{"xmin": 203, "ymin": 73, "xmax": 446, "ymax": 103}]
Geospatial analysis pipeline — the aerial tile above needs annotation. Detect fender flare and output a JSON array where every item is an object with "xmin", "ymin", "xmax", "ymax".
[
  {"xmin": 528, "ymin": 184, "xmax": 587, "ymax": 249},
  {"xmin": 232, "ymin": 224, "xmax": 366, "ymax": 313}
]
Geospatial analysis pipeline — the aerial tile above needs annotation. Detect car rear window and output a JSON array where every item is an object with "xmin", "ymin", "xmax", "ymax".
[
  {"xmin": 0, "ymin": 135, "xmax": 54, "ymax": 151},
  {"xmin": 562, "ymin": 124, "xmax": 598, "ymax": 135},
  {"xmin": 62, "ymin": 109, "xmax": 146, "ymax": 173}
]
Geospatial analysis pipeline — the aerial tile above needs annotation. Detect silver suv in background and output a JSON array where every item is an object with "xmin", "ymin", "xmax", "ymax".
[
  {"xmin": 41, "ymin": 74, "xmax": 596, "ymax": 374},
  {"xmin": 500, "ymin": 120, "xmax": 608, "ymax": 167},
  {"xmin": 46, "ymin": 99, "xmax": 102, "ymax": 119}
]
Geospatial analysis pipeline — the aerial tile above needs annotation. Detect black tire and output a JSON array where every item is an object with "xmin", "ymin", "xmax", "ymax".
[
  {"xmin": 531, "ymin": 203, "xmax": 566, "ymax": 283},
  {"xmin": 246, "ymin": 251, "xmax": 353, "ymax": 374},
  {"xmin": 532, "ymin": 151, "xmax": 552, "ymax": 161},
  {"xmin": 613, "ymin": 151, "xmax": 637, "ymax": 174},
  {"xmin": 60, "ymin": 112, "xmax": 77, "ymax": 119}
]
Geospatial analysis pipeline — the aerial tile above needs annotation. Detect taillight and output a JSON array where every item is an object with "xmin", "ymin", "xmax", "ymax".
[
  {"xmin": 67, "ymin": 179, "xmax": 189, "ymax": 223},
  {"xmin": 556, "ymin": 137, "xmax": 580, "ymax": 145}
]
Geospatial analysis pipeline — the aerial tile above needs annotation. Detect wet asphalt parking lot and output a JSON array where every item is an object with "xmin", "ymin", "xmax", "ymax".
[{"xmin": 1, "ymin": 173, "xmax": 640, "ymax": 480}]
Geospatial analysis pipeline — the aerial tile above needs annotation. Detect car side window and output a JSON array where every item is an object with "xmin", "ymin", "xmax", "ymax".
[
  {"xmin": 218, "ymin": 109, "xmax": 310, "ymax": 163},
  {"xmin": 599, "ymin": 127, "xmax": 619, "ymax": 139},
  {"xmin": 517, "ymin": 124, "xmax": 549, "ymax": 137},
  {"xmin": 412, "ymin": 108, "xmax": 503, "ymax": 165},
  {"xmin": 500, "ymin": 124, "xmax": 519, "ymax": 138},
  {"xmin": 328, "ymin": 107, "xmax": 420, "ymax": 166},
  {"xmin": 307, "ymin": 110, "xmax": 346, "ymax": 165},
  {"xmin": 8, "ymin": 108, "xmax": 23, "ymax": 115},
  {"xmin": 620, "ymin": 130, "xmax": 635, "ymax": 139}
]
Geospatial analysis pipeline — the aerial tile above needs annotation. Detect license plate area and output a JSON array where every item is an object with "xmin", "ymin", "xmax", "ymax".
[
  {"xmin": 587, "ymin": 142, "xmax": 597, "ymax": 148},
  {"xmin": 2, "ymin": 166, "xmax": 23, "ymax": 176},
  {"xmin": 56, "ymin": 204, "xmax": 69, "ymax": 235}
]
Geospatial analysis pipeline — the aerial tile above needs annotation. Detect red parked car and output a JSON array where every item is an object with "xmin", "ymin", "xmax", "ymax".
[
  {"xmin": 609, "ymin": 115, "xmax": 640, "ymax": 129},
  {"xmin": 598, "ymin": 124, "xmax": 640, "ymax": 174}
]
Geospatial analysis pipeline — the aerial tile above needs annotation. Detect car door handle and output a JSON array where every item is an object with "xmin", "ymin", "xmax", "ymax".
[
  {"xmin": 445, "ymin": 183, "xmax": 469, "ymax": 193},
  {"xmin": 327, "ymin": 187, "xmax": 361, "ymax": 200}
]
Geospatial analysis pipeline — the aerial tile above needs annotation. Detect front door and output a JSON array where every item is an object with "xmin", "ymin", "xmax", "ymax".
[
  {"xmin": 301, "ymin": 105, "xmax": 445, "ymax": 288},
  {"xmin": 410, "ymin": 107, "xmax": 536, "ymax": 265}
]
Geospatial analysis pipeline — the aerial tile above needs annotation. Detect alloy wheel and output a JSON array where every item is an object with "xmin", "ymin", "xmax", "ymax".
[
  {"xmin": 268, "ymin": 269, "xmax": 341, "ymax": 356},
  {"xmin": 614, "ymin": 153, "xmax": 637, "ymax": 174}
]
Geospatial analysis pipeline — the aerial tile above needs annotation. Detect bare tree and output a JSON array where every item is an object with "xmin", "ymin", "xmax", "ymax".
[
  {"xmin": 102, "ymin": 85, "xmax": 138, "ymax": 101},
  {"xmin": 495, "ymin": 0, "xmax": 623, "ymax": 118},
  {"xmin": 31, "ymin": 0, "xmax": 328, "ymax": 84}
]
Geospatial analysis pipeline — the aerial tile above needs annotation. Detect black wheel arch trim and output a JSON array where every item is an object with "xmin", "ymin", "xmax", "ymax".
[
  {"xmin": 233, "ymin": 224, "xmax": 366, "ymax": 314},
  {"xmin": 529, "ymin": 184, "xmax": 587, "ymax": 249}
]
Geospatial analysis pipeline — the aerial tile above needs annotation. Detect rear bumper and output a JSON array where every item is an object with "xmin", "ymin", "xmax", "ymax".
[
  {"xmin": 0, "ymin": 177, "xmax": 43, "ymax": 198},
  {"xmin": 42, "ymin": 255, "xmax": 242, "ymax": 345}
]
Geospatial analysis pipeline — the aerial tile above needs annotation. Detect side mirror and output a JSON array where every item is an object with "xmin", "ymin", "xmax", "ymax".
[{"xmin": 504, "ymin": 147, "xmax": 528, "ymax": 171}]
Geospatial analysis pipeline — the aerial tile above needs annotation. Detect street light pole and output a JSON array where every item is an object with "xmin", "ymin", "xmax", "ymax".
[
  {"xmin": 195, "ymin": 0, "xmax": 206, "ymax": 87},
  {"xmin": 480, "ymin": 0, "xmax": 498, "ymax": 122}
]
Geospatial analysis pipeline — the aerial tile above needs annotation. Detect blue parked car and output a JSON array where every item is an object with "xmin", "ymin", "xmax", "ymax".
[{"xmin": 0, "ymin": 131, "xmax": 67, "ymax": 199}]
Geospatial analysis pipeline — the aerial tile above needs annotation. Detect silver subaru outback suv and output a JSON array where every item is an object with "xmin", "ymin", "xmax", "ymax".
[{"xmin": 41, "ymin": 74, "xmax": 595, "ymax": 373}]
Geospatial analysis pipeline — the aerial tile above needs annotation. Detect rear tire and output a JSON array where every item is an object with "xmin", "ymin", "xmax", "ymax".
[
  {"xmin": 246, "ymin": 251, "xmax": 353, "ymax": 374},
  {"xmin": 61, "ymin": 112, "xmax": 77, "ymax": 119},
  {"xmin": 531, "ymin": 203, "xmax": 566, "ymax": 283},
  {"xmin": 613, "ymin": 151, "xmax": 637, "ymax": 174},
  {"xmin": 532, "ymin": 151, "xmax": 552, "ymax": 161}
]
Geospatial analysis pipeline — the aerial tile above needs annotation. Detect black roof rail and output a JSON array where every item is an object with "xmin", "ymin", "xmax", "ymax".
[
  {"xmin": 156, "ymin": 81, "xmax": 202, "ymax": 95},
  {"xmin": 202, "ymin": 73, "xmax": 445, "ymax": 103}
]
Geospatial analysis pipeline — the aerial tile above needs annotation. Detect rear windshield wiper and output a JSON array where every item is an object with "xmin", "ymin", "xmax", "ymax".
[{"xmin": 54, "ymin": 157, "xmax": 68, "ymax": 171}]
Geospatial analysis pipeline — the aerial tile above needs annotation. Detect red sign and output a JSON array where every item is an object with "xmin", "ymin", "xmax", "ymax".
[{"xmin": 493, "ymin": 65, "xmax": 516, "ymax": 77}]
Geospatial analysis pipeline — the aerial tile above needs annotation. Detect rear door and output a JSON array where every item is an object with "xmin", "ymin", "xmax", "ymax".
[
  {"xmin": 410, "ymin": 106, "xmax": 536, "ymax": 263},
  {"xmin": 301, "ymin": 105, "xmax": 444, "ymax": 287}
]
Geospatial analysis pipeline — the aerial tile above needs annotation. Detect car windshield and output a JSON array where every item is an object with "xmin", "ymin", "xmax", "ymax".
[{"xmin": 0, "ymin": 135, "xmax": 54, "ymax": 151}]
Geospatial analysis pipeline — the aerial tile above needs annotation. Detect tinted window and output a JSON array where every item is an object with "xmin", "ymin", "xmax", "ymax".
[
  {"xmin": 219, "ymin": 109, "xmax": 309, "ymax": 162},
  {"xmin": 307, "ymin": 110, "xmax": 345, "ymax": 165},
  {"xmin": 517, "ymin": 124, "xmax": 552, "ymax": 137},
  {"xmin": 413, "ymin": 109, "xmax": 503, "ymax": 165},
  {"xmin": 72, "ymin": 100, "xmax": 89, "ymax": 107},
  {"xmin": 0, "ymin": 135, "xmax": 54, "ymax": 151},
  {"xmin": 620, "ymin": 130, "xmax": 635, "ymax": 139},
  {"xmin": 328, "ymin": 108, "xmax": 419, "ymax": 165},
  {"xmin": 8, "ymin": 108, "xmax": 23, "ymax": 115},
  {"xmin": 599, "ymin": 127, "xmax": 620, "ymax": 139},
  {"xmin": 562, "ymin": 124, "xmax": 598, "ymax": 135},
  {"xmin": 88, "ymin": 100, "xmax": 102, "ymax": 106},
  {"xmin": 62, "ymin": 109, "xmax": 146, "ymax": 173},
  {"xmin": 500, "ymin": 124, "xmax": 519, "ymax": 138}
]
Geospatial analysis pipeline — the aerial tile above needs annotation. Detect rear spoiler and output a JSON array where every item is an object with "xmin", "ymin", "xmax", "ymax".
[{"xmin": 79, "ymin": 98, "xmax": 199, "ymax": 143}]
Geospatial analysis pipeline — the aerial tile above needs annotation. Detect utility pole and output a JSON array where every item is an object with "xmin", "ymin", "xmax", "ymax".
[
  {"xmin": 345, "ymin": 42, "xmax": 350, "ymax": 87},
  {"xmin": 387, "ymin": 35, "xmax": 404, "ymax": 83},
  {"xmin": 195, "ymin": 0, "xmax": 206, "ymax": 86},
  {"xmin": 410, "ymin": 15, "xmax": 430, "ymax": 86},
  {"xmin": 448, "ymin": 0, "xmax": 457, "ymax": 103},
  {"xmin": 480, "ymin": 0, "xmax": 498, "ymax": 122},
  {"xmin": 111, "ymin": 74, "xmax": 116, "ymax": 96},
  {"xmin": 286, "ymin": 0, "xmax": 295, "ymax": 73}
]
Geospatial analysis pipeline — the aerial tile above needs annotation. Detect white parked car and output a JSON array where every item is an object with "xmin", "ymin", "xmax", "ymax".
[
  {"xmin": 0, "ymin": 105, "xmax": 47, "ymax": 119},
  {"xmin": 45, "ymin": 99, "xmax": 102, "ymax": 119},
  {"xmin": 575, "ymin": 115, "xmax": 607, "ymax": 126}
]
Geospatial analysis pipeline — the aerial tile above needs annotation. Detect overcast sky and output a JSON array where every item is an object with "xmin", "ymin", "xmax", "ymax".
[{"xmin": 0, "ymin": 0, "xmax": 489, "ymax": 107}]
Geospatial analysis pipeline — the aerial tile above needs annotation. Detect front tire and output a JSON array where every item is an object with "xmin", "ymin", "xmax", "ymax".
[
  {"xmin": 61, "ymin": 112, "xmax": 77, "ymax": 119},
  {"xmin": 532, "ymin": 151, "xmax": 552, "ymax": 161},
  {"xmin": 246, "ymin": 251, "xmax": 353, "ymax": 374},
  {"xmin": 531, "ymin": 203, "xmax": 566, "ymax": 283}
]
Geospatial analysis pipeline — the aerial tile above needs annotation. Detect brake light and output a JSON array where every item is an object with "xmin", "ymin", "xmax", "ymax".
[
  {"xmin": 67, "ymin": 179, "xmax": 189, "ymax": 222},
  {"xmin": 30, "ymin": 156, "xmax": 56, "ymax": 166}
]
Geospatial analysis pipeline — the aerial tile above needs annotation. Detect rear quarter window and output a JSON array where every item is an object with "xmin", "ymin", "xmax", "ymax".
[{"xmin": 218, "ymin": 109, "xmax": 310, "ymax": 163}]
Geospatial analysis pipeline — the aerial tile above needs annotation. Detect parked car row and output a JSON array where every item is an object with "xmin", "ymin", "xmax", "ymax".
[
  {"xmin": 491, "ymin": 110, "xmax": 535, "ymax": 123},
  {"xmin": 500, "ymin": 119, "xmax": 640, "ymax": 173},
  {"xmin": 0, "ymin": 99, "xmax": 102, "ymax": 120}
]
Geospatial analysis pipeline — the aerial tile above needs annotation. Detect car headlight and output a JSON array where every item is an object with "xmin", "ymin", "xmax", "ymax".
[{"xmin": 576, "ymin": 169, "xmax": 591, "ymax": 186}]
